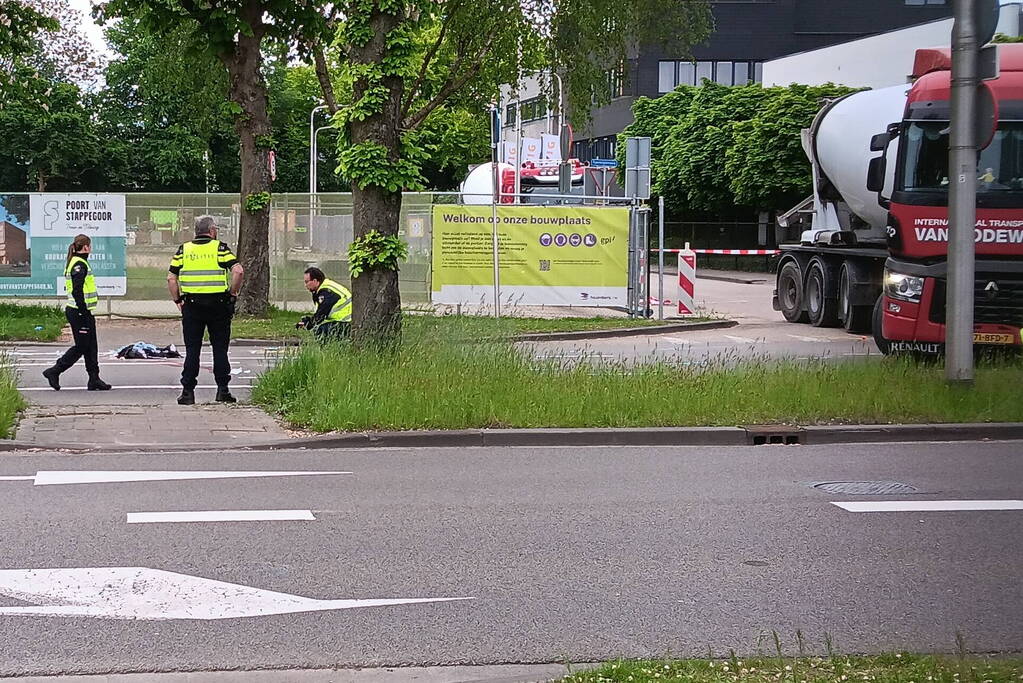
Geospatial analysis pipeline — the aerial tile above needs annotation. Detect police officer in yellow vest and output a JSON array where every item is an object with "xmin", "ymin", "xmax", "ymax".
[
  {"xmin": 297, "ymin": 267, "xmax": 352, "ymax": 341},
  {"xmin": 167, "ymin": 216, "xmax": 244, "ymax": 405},
  {"xmin": 42, "ymin": 234, "xmax": 112, "ymax": 391}
]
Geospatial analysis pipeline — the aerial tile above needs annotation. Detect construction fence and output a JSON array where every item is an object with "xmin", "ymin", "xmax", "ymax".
[{"xmin": 10, "ymin": 192, "xmax": 447, "ymax": 317}]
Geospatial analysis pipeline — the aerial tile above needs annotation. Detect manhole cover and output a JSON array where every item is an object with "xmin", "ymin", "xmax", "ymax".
[{"xmin": 811, "ymin": 481, "xmax": 919, "ymax": 495}]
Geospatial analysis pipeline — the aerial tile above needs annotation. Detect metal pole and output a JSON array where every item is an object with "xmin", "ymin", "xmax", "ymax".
[
  {"xmin": 310, "ymin": 104, "xmax": 326, "ymax": 240},
  {"xmin": 309, "ymin": 105, "xmax": 326, "ymax": 195},
  {"xmin": 658, "ymin": 195, "xmax": 665, "ymax": 320},
  {"xmin": 947, "ymin": 0, "xmax": 978, "ymax": 385},
  {"xmin": 491, "ymin": 105, "xmax": 502, "ymax": 317}
]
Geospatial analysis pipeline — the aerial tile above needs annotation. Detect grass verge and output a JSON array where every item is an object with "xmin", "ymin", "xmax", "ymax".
[
  {"xmin": 0, "ymin": 357, "xmax": 25, "ymax": 439},
  {"xmin": 0, "ymin": 303, "xmax": 66, "ymax": 342},
  {"xmin": 561, "ymin": 654, "xmax": 1022, "ymax": 683},
  {"xmin": 233, "ymin": 308, "xmax": 684, "ymax": 341},
  {"xmin": 253, "ymin": 329, "xmax": 1023, "ymax": 431}
]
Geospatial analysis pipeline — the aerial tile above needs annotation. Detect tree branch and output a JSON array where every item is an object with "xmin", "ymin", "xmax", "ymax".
[
  {"xmin": 400, "ymin": 0, "xmax": 462, "ymax": 120},
  {"xmin": 404, "ymin": 34, "xmax": 496, "ymax": 131},
  {"xmin": 312, "ymin": 41, "xmax": 340, "ymax": 115}
]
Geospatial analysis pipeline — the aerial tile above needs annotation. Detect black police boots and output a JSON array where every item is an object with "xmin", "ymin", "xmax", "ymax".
[
  {"xmin": 87, "ymin": 375, "xmax": 112, "ymax": 391},
  {"xmin": 42, "ymin": 367, "xmax": 61, "ymax": 391},
  {"xmin": 215, "ymin": 388, "xmax": 237, "ymax": 403},
  {"xmin": 177, "ymin": 389, "xmax": 195, "ymax": 405}
]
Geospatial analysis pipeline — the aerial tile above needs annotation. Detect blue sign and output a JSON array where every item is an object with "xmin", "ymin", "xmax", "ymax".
[{"xmin": 589, "ymin": 158, "xmax": 619, "ymax": 168}]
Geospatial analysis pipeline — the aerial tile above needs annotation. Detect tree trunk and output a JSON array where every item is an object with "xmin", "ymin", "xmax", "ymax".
[
  {"xmin": 222, "ymin": 0, "xmax": 271, "ymax": 317},
  {"xmin": 36, "ymin": 173, "xmax": 46, "ymax": 192},
  {"xmin": 348, "ymin": 7, "xmax": 406, "ymax": 344}
]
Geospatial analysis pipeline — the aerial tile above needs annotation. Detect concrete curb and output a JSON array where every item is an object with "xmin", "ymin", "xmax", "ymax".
[
  {"xmin": 0, "ymin": 662, "xmax": 598, "ymax": 682},
  {"xmin": 3, "ymin": 423, "xmax": 1022, "ymax": 454}
]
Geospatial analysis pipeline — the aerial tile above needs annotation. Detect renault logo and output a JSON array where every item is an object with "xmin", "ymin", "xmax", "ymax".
[{"xmin": 984, "ymin": 281, "xmax": 1000, "ymax": 300}]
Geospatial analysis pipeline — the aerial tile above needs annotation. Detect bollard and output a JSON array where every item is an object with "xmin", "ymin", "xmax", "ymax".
[{"xmin": 677, "ymin": 243, "xmax": 696, "ymax": 316}]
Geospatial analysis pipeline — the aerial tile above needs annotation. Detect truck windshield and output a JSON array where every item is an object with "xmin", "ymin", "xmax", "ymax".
[{"xmin": 899, "ymin": 121, "xmax": 1023, "ymax": 192}]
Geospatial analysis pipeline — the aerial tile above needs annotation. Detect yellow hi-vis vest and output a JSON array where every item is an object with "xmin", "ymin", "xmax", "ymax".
[
  {"xmin": 65, "ymin": 256, "xmax": 98, "ymax": 310},
  {"xmin": 317, "ymin": 278, "xmax": 353, "ymax": 323},
  {"xmin": 178, "ymin": 240, "xmax": 229, "ymax": 294}
]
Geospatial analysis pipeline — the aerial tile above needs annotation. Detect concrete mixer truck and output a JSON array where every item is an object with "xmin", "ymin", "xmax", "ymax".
[{"xmin": 773, "ymin": 45, "xmax": 1023, "ymax": 354}]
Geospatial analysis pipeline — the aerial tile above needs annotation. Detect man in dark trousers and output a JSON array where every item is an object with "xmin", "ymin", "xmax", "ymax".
[
  {"xmin": 167, "ymin": 216, "xmax": 244, "ymax": 405},
  {"xmin": 296, "ymin": 267, "xmax": 352, "ymax": 342}
]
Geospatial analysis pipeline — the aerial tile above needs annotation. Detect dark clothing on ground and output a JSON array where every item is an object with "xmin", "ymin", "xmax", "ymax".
[
  {"xmin": 54, "ymin": 307, "xmax": 100, "ymax": 378},
  {"xmin": 180, "ymin": 295, "xmax": 233, "ymax": 390}
]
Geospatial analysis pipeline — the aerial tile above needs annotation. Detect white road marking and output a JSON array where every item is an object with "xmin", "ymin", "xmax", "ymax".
[
  {"xmin": 18, "ymin": 384, "xmax": 255, "ymax": 392},
  {"xmin": 723, "ymin": 335, "xmax": 758, "ymax": 344},
  {"xmin": 661, "ymin": 336, "xmax": 692, "ymax": 345},
  {"xmin": 786, "ymin": 334, "xmax": 830, "ymax": 343},
  {"xmin": 0, "ymin": 476, "xmax": 34, "ymax": 481},
  {"xmin": 832, "ymin": 500, "xmax": 1023, "ymax": 513},
  {"xmin": 31, "ymin": 470, "xmax": 351, "ymax": 486},
  {"xmin": 0, "ymin": 567, "xmax": 473, "ymax": 620},
  {"xmin": 127, "ymin": 510, "xmax": 315, "ymax": 524}
]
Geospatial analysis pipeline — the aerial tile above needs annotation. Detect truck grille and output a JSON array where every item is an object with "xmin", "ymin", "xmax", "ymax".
[{"xmin": 929, "ymin": 275, "xmax": 1023, "ymax": 327}]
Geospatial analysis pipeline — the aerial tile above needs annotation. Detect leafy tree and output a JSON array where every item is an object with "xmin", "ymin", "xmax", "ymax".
[
  {"xmin": 327, "ymin": 0, "xmax": 712, "ymax": 342},
  {"xmin": 98, "ymin": 17, "xmax": 240, "ymax": 191},
  {"xmin": 100, "ymin": 0, "xmax": 331, "ymax": 316},
  {"xmin": 6, "ymin": 0, "xmax": 106, "ymax": 86},
  {"xmin": 727, "ymin": 83, "xmax": 858, "ymax": 211},
  {"xmin": 0, "ymin": 64, "xmax": 100, "ymax": 191},
  {"xmin": 0, "ymin": 0, "xmax": 58, "ymax": 70},
  {"xmin": 621, "ymin": 82, "xmax": 857, "ymax": 217}
]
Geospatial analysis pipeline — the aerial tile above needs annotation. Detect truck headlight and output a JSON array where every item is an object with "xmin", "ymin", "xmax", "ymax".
[{"xmin": 884, "ymin": 269, "xmax": 924, "ymax": 303}]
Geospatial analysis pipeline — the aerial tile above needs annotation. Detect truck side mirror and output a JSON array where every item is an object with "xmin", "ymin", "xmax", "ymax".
[
  {"xmin": 866, "ymin": 156, "xmax": 886, "ymax": 192},
  {"xmin": 869, "ymin": 133, "xmax": 891, "ymax": 152}
]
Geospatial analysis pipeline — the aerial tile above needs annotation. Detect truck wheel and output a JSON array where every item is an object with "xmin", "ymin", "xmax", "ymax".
[
  {"xmin": 806, "ymin": 258, "xmax": 839, "ymax": 327},
  {"xmin": 777, "ymin": 261, "xmax": 808, "ymax": 323},
  {"xmin": 838, "ymin": 262, "xmax": 873, "ymax": 332},
  {"xmin": 872, "ymin": 295, "xmax": 892, "ymax": 356}
]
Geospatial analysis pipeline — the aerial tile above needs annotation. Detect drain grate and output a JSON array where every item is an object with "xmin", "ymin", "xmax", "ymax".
[{"xmin": 811, "ymin": 481, "xmax": 919, "ymax": 495}]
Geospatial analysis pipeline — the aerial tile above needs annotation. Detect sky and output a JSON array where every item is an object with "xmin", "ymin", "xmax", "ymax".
[{"xmin": 67, "ymin": 0, "xmax": 113, "ymax": 60}]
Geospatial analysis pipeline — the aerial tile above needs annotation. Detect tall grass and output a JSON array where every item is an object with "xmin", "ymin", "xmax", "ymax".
[
  {"xmin": 0, "ymin": 356, "xmax": 25, "ymax": 439},
  {"xmin": 253, "ymin": 324, "xmax": 1023, "ymax": 431},
  {"xmin": 0, "ymin": 302, "xmax": 66, "ymax": 342}
]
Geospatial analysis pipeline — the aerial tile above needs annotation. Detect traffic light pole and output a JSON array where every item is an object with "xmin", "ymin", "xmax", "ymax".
[{"xmin": 947, "ymin": 0, "xmax": 979, "ymax": 384}]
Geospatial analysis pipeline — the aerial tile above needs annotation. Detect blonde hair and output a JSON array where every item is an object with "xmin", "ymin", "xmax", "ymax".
[{"xmin": 66, "ymin": 234, "xmax": 91, "ymax": 269}]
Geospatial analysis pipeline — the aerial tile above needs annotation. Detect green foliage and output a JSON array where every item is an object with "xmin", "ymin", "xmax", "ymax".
[
  {"xmin": 338, "ymin": 140, "xmax": 426, "ymax": 192},
  {"xmin": 993, "ymin": 33, "xmax": 1023, "ymax": 43},
  {"xmin": 254, "ymin": 335, "xmax": 1023, "ymax": 432},
  {"xmin": 0, "ymin": 1, "xmax": 59, "ymax": 66},
  {"xmin": 621, "ymin": 82, "xmax": 858, "ymax": 215},
  {"xmin": 244, "ymin": 191, "xmax": 272, "ymax": 212},
  {"xmin": 728, "ymin": 83, "xmax": 859, "ymax": 209},
  {"xmin": 347, "ymin": 230, "xmax": 408, "ymax": 278},
  {"xmin": 0, "ymin": 64, "xmax": 102, "ymax": 191}
]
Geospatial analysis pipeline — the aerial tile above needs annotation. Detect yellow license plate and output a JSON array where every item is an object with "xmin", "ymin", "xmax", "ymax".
[{"xmin": 973, "ymin": 333, "xmax": 1016, "ymax": 345}]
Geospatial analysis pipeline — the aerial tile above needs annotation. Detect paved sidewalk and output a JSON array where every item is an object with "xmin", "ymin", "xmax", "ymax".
[{"xmin": 14, "ymin": 404, "xmax": 293, "ymax": 449}]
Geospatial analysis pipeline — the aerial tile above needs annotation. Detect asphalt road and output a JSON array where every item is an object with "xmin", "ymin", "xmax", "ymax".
[
  {"xmin": 528, "ymin": 276, "xmax": 881, "ymax": 364},
  {"xmin": 0, "ymin": 441, "xmax": 1019, "ymax": 676}
]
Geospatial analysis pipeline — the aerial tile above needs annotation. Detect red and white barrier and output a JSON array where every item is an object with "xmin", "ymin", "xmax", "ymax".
[
  {"xmin": 677, "ymin": 243, "xmax": 696, "ymax": 316},
  {"xmin": 651, "ymin": 248, "xmax": 779, "ymax": 255}
]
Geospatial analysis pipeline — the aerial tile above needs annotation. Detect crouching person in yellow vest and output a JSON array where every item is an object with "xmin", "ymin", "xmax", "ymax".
[
  {"xmin": 167, "ymin": 216, "xmax": 244, "ymax": 405},
  {"xmin": 42, "ymin": 234, "xmax": 112, "ymax": 391},
  {"xmin": 297, "ymin": 267, "xmax": 352, "ymax": 342}
]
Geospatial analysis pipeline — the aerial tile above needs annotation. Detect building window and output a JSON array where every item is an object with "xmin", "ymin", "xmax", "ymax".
[
  {"xmin": 607, "ymin": 63, "xmax": 626, "ymax": 98},
  {"xmin": 505, "ymin": 104, "xmax": 516, "ymax": 127},
  {"xmin": 658, "ymin": 61, "xmax": 675, "ymax": 95},
  {"xmin": 657, "ymin": 60, "xmax": 762, "ymax": 93}
]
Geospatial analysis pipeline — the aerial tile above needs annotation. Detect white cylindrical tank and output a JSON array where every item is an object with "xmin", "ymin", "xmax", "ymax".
[
  {"xmin": 460, "ymin": 162, "xmax": 513, "ymax": 205},
  {"xmin": 812, "ymin": 83, "xmax": 909, "ymax": 230}
]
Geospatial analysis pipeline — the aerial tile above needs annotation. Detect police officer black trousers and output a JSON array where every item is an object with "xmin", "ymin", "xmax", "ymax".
[
  {"xmin": 45, "ymin": 308, "xmax": 109, "ymax": 390},
  {"xmin": 180, "ymin": 295, "xmax": 233, "ymax": 393}
]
